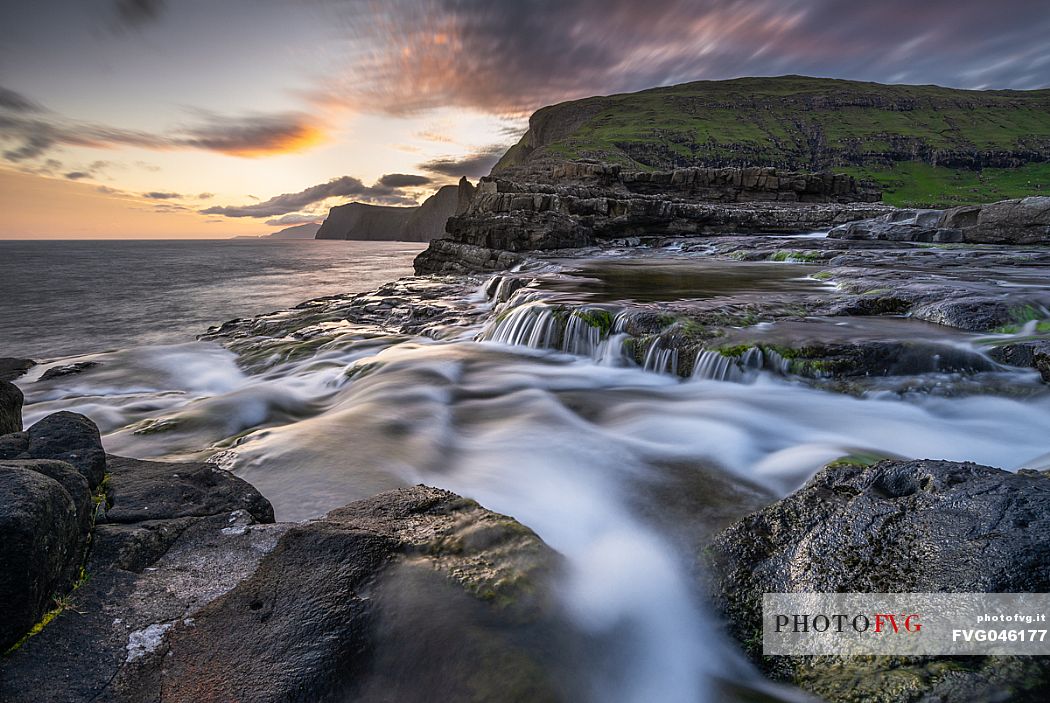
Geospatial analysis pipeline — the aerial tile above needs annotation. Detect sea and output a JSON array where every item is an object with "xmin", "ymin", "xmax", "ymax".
[{"xmin": 0, "ymin": 239, "xmax": 425, "ymax": 359}]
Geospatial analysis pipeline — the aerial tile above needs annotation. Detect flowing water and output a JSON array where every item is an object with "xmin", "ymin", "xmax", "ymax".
[{"xmin": 9, "ymin": 240, "xmax": 1050, "ymax": 702}]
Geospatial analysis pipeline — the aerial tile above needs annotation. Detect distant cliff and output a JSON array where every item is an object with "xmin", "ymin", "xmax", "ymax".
[
  {"xmin": 265, "ymin": 223, "xmax": 321, "ymax": 239},
  {"xmin": 315, "ymin": 181, "xmax": 470, "ymax": 241},
  {"xmin": 493, "ymin": 76, "xmax": 1050, "ymax": 207}
]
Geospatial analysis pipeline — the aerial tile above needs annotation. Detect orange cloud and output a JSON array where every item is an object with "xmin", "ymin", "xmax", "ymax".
[{"xmin": 214, "ymin": 122, "xmax": 328, "ymax": 158}]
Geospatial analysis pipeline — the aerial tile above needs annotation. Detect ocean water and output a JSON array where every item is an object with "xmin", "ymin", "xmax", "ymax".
[{"xmin": 0, "ymin": 239, "xmax": 425, "ymax": 359}]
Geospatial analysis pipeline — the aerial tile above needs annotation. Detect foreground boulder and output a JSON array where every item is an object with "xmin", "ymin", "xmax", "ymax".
[
  {"xmin": 0, "ymin": 411, "xmax": 108, "ymax": 490},
  {"xmin": 0, "ymin": 460, "xmax": 91, "ymax": 651},
  {"xmin": 829, "ymin": 196, "xmax": 1050, "ymax": 244},
  {"xmin": 707, "ymin": 459, "xmax": 1050, "ymax": 702},
  {"xmin": 0, "ymin": 380, "xmax": 22, "ymax": 434},
  {"xmin": 0, "ymin": 481, "xmax": 571, "ymax": 702}
]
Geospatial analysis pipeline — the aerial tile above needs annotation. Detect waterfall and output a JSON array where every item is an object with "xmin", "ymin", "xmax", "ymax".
[
  {"xmin": 691, "ymin": 350, "xmax": 745, "ymax": 381},
  {"xmin": 478, "ymin": 303, "xmax": 629, "ymax": 364},
  {"xmin": 563, "ymin": 311, "xmax": 605, "ymax": 357},
  {"xmin": 691, "ymin": 346, "xmax": 791, "ymax": 382},
  {"xmin": 643, "ymin": 341, "xmax": 679, "ymax": 375}
]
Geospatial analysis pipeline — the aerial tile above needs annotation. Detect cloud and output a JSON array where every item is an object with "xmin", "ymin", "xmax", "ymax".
[
  {"xmin": 0, "ymin": 107, "xmax": 326, "ymax": 164},
  {"xmin": 197, "ymin": 192, "xmax": 214, "ymax": 199},
  {"xmin": 419, "ymin": 144, "xmax": 507, "ymax": 177},
  {"xmin": 201, "ymin": 175, "xmax": 418, "ymax": 219},
  {"xmin": 64, "ymin": 171, "xmax": 91, "ymax": 180},
  {"xmin": 265, "ymin": 213, "xmax": 324, "ymax": 226},
  {"xmin": 378, "ymin": 173, "xmax": 432, "ymax": 188},
  {"xmin": 175, "ymin": 112, "xmax": 325, "ymax": 157},
  {"xmin": 114, "ymin": 0, "xmax": 166, "ymax": 29},
  {"xmin": 143, "ymin": 191, "xmax": 181, "ymax": 199},
  {"xmin": 0, "ymin": 87, "xmax": 41, "ymax": 113},
  {"xmin": 320, "ymin": 0, "xmax": 1050, "ymax": 116}
]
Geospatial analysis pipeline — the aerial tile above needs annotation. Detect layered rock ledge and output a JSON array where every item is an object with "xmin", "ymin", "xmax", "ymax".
[
  {"xmin": 415, "ymin": 164, "xmax": 890, "ymax": 274},
  {"xmin": 829, "ymin": 196, "xmax": 1050, "ymax": 244}
]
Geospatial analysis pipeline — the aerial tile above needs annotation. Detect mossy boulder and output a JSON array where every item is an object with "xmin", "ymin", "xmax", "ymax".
[
  {"xmin": 705, "ymin": 459, "xmax": 1050, "ymax": 701},
  {"xmin": 0, "ymin": 461, "xmax": 88, "ymax": 652}
]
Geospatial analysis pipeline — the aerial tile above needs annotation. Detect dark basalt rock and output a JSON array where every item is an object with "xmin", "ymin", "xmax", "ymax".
[
  {"xmin": 23, "ymin": 411, "xmax": 107, "ymax": 490},
  {"xmin": 988, "ymin": 340, "xmax": 1050, "ymax": 382},
  {"xmin": 707, "ymin": 459, "xmax": 1050, "ymax": 702},
  {"xmin": 0, "ymin": 357, "xmax": 34, "ymax": 383},
  {"xmin": 38, "ymin": 361, "xmax": 100, "ymax": 381},
  {"xmin": 0, "ymin": 462, "xmax": 86, "ymax": 651},
  {"xmin": 0, "ymin": 484, "xmax": 570, "ymax": 703},
  {"xmin": 415, "ymin": 168, "xmax": 891, "ymax": 274},
  {"xmin": 414, "ymin": 239, "xmax": 526, "ymax": 275},
  {"xmin": 0, "ymin": 380, "xmax": 23, "ymax": 434},
  {"xmin": 103, "ymin": 455, "xmax": 275, "ymax": 525},
  {"xmin": 829, "ymin": 196, "xmax": 1050, "ymax": 245}
]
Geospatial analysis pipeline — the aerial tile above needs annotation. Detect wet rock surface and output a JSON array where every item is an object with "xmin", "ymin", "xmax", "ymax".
[
  {"xmin": 0, "ymin": 482, "xmax": 569, "ymax": 703},
  {"xmin": 0, "ymin": 357, "xmax": 34, "ymax": 383},
  {"xmin": 707, "ymin": 459, "xmax": 1050, "ymax": 702},
  {"xmin": 0, "ymin": 385, "xmax": 569, "ymax": 703},
  {"xmin": 20, "ymin": 411, "xmax": 108, "ymax": 489},
  {"xmin": 0, "ymin": 460, "xmax": 89, "ymax": 651},
  {"xmin": 103, "ymin": 456, "xmax": 275, "ymax": 525},
  {"xmin": 0, "ymin": 379, "xmax": 23, "ymax": 434},
  {"xmin": 829, "ymin": 196, "xmax": 1050, "ymax": 245},
  {"xmin": 38, "ymin": 361, "xmax": 100, "ymax": 381}
]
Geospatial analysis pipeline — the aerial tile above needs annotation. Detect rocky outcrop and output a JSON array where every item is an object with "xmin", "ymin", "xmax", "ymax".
[
  {"xmin": 412, "ymin": 239, "xmax": 526, "ymax": 275},
  {"xmin": 315, "ymin": 201, "xmax": 414, "ymax": 241},
  {"xmin": 0, "ymin": 482, "xmax": 568, "ymax": 702},
  {"xmin": 0, "ymin": 380, "xmax": 23, "ymax": 434},
  {"xmin": 415, "ymin": 168, "xmax": 890, "ymax": 274},
  {"xmin": 262, "ymin": 222, "xmax": 321, "ymax": 239},
  {"xmin": 0, "ymin": 357, "xmax": 34, "ymax": 383},
  {"xmin": 454, "ymin": 175, "xmax": 476, "ymax": 215},
  {"xmin": 316, "ymin": 183, "xmax": 469, "ymax": 242},
  {"xmin": 0, "ymin": 460, "xmax": 92, "ymax": 651},
  {"xmin": 38, "ymin": 360, "xmax": 100, "ymax": 381},
  {"xmin": 829, "ymin": 196, "xmax": 1050, "ymax": 244},
  {"xmin": 548, "ymin": 162, "xmax": 882, "ymax": 203},
  {"xmin": 14, "ymin": 411, "xmax": 107, "ymax": 489},
  {"xmin": 989, "ymin": 340, "xmax": 1050, "ymax": 382},
  {"xmin": 707, "ymin": 459, "xmax": 1050, "ymax": 702},
  {"xmin": 0, "ymin": 379, "xmax": 567, "ymax": 701}
]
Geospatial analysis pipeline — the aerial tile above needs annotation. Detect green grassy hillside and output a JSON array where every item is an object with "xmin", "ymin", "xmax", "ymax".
[{"xmin": 494, "ymin": 76, "xmax": 1050, "ymax": 207}]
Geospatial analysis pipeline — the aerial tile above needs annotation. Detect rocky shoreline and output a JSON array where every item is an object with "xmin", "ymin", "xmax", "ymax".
[
  {"xmin": 3, "ymin": 159, "xmax": 1050, "ymax": 701},
  {"xmin": 5, "ymin": 243, "xmax": 1050, "ymax": 702},
  {"xmin": 0, "ymin": 391, "xmax": 573, "ymax": 702}
]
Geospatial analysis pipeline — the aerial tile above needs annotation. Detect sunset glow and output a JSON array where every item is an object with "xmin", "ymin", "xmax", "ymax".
[{"xmin": 2, "ymin": 0, "xmax": 1047, "ymax": 239}]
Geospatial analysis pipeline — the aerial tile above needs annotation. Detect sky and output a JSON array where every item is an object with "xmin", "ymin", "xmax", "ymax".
[{"xmin": 1, "ymin": 0, "xmax": 1048, "ymax": 239}]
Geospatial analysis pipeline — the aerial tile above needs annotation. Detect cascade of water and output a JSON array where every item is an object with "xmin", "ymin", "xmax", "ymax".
[
  {"xmin": 563, "ymin": 311, "xmax": 605, "ymax": 357},
  {"xmin": 692, "ymin": 346, "xmax": 792, "ymax": 382},
  {"xmin": 691, "ymin": 350, "xmax": 745, "ymax": 381},
  {"xmin": 479, "ymin": 303, "xmax": 629, "ymax": 364},
  {"xmin": 643, "ymin": 342, "xmax": 679, "ymax": 375}
]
